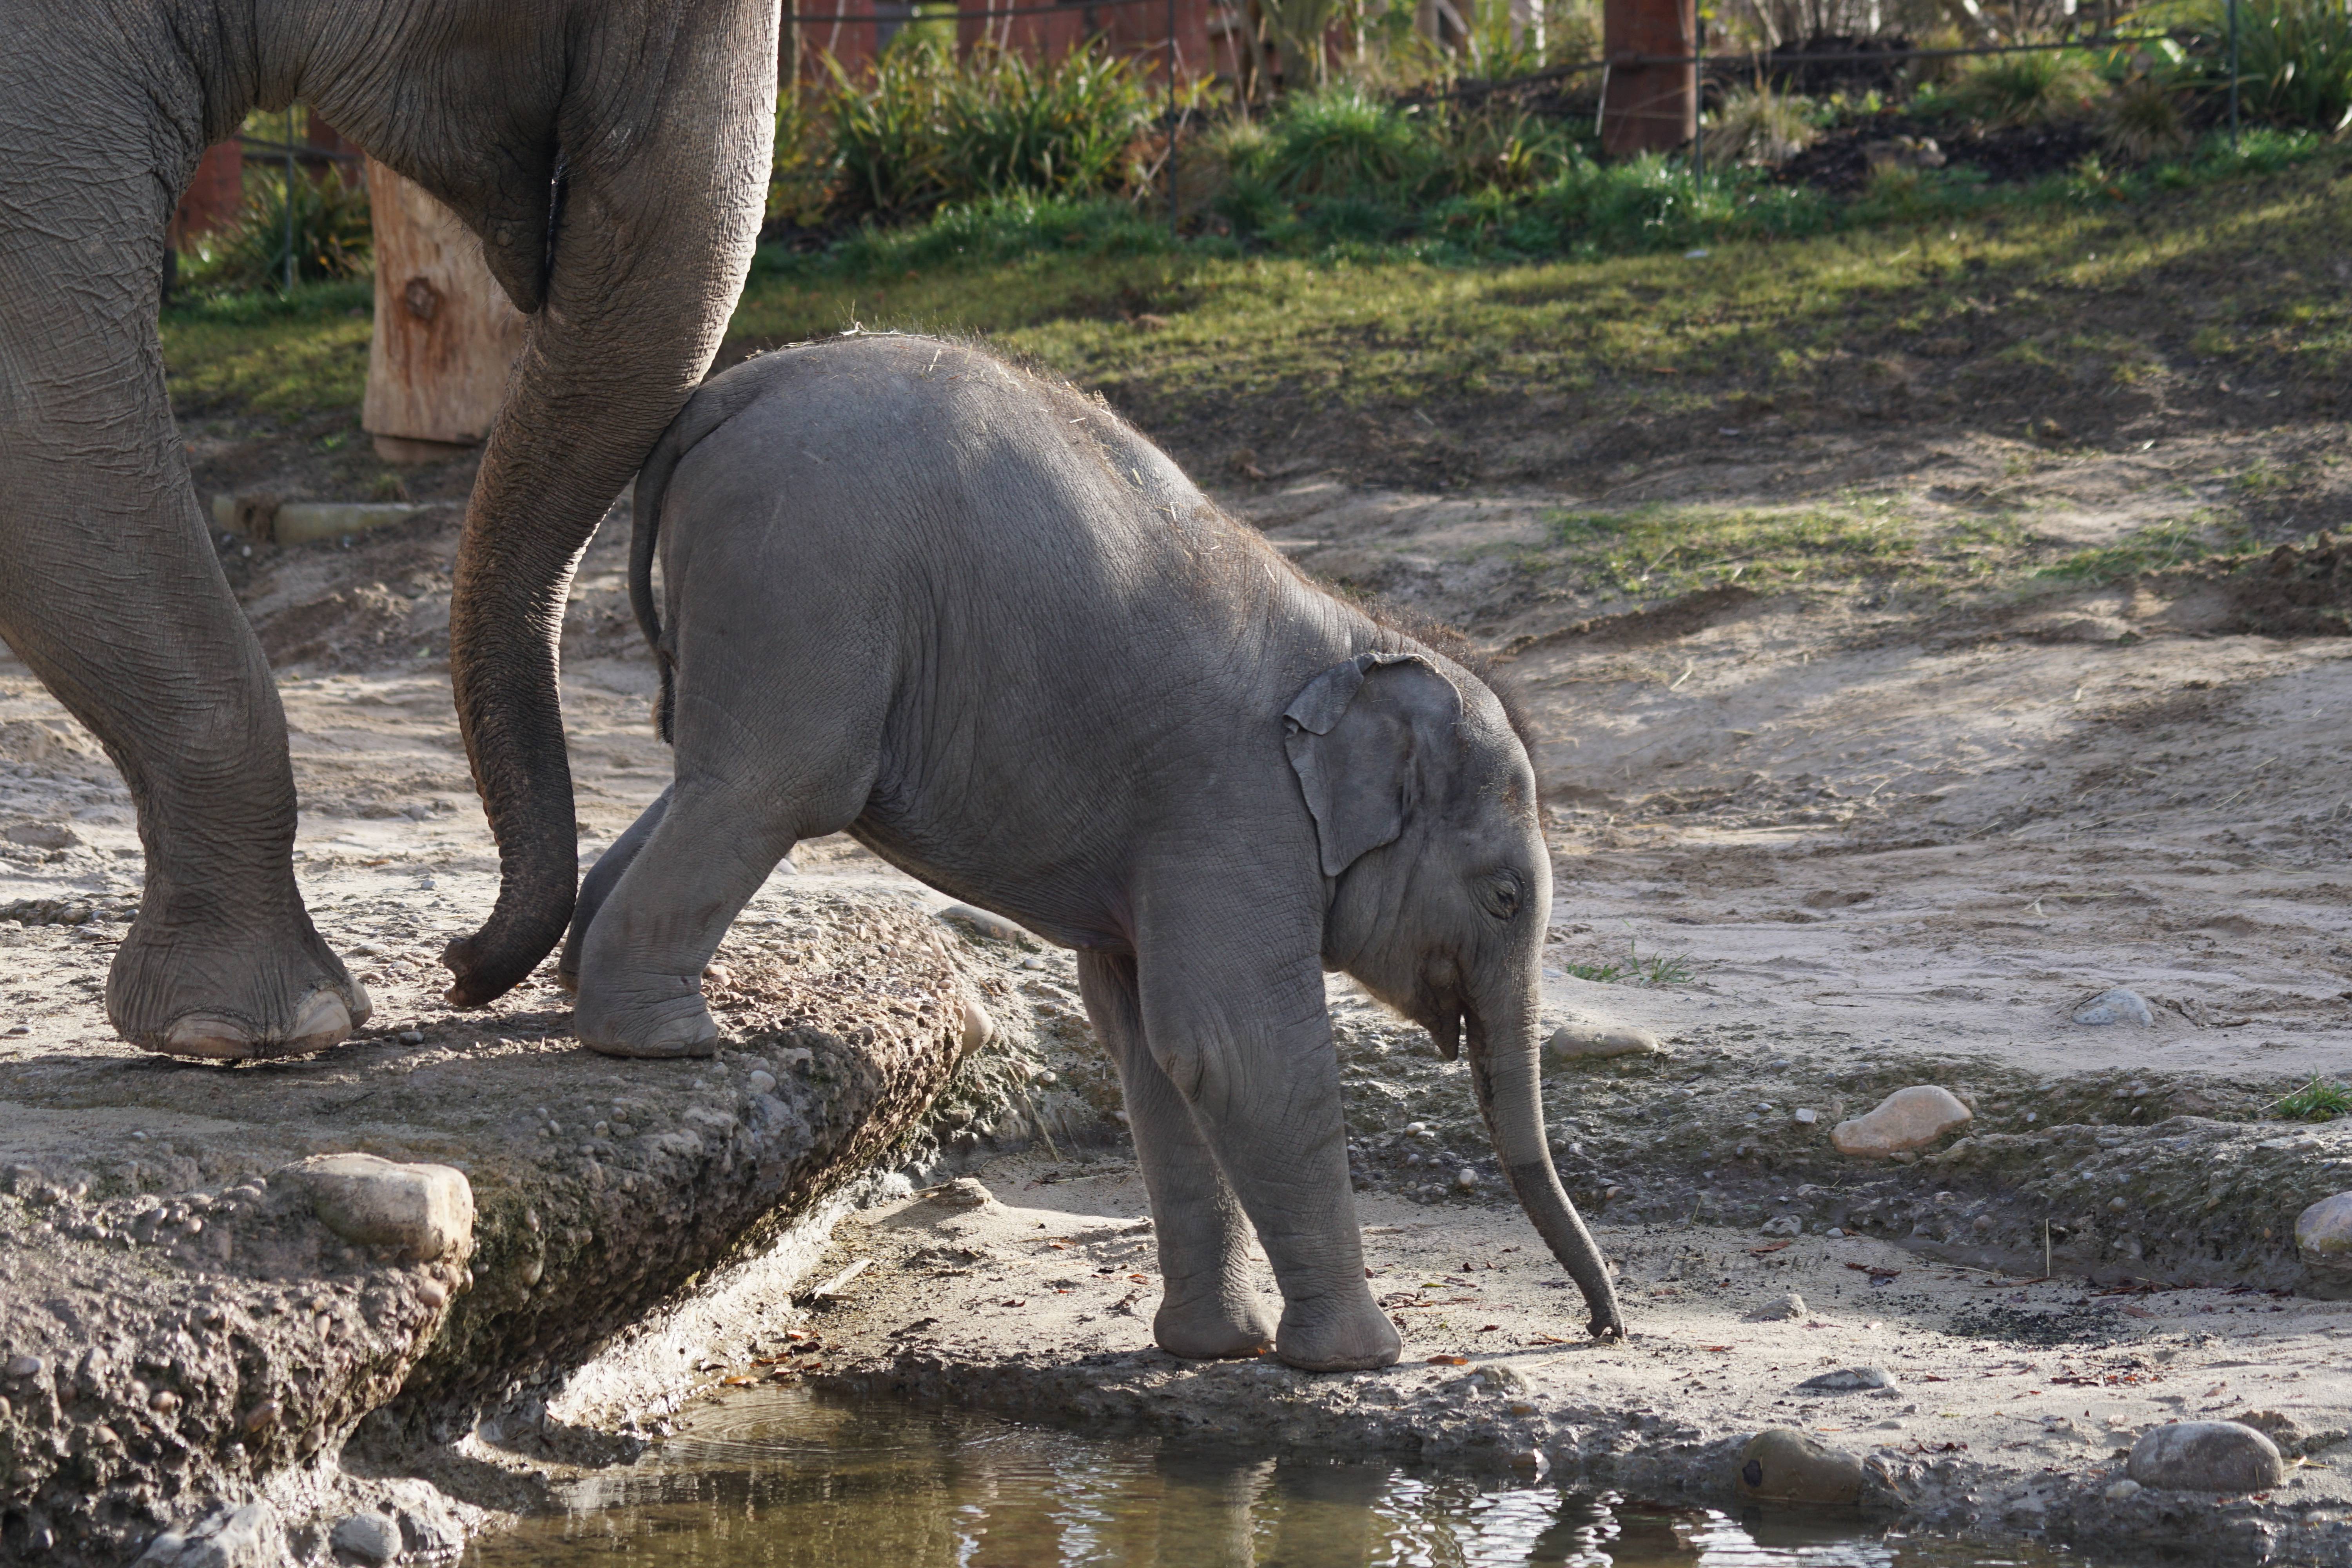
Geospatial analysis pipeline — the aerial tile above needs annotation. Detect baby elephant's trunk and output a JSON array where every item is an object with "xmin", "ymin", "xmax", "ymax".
[{"xmin": 1465, "ymin": 989, "xmax": 1624, "ymax": 1339}]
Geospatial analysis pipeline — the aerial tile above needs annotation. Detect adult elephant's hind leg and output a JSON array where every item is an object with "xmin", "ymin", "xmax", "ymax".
[
  {"xmin": 0, "ymin": 150, "xmax": 365, "ymax": 1058},
  {"xmin": 1077, "ymin": 951, "xmax": 1276, "ymax": 1359}
]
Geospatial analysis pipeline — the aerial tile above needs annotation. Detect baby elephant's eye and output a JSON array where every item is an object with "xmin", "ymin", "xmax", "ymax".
[{"xmin": 1477, "ymin": 869, "xmax": 1523, "ymax": 920}]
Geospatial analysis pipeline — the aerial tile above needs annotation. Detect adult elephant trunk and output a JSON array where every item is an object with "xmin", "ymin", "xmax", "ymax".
[
  {"xmin": 435, "ymin": 11, "xmax": 777, "ymax": 1006},
  {"xmin": 1465, "ymin": 979, "xmax": 1625, "ymax": 1339}
]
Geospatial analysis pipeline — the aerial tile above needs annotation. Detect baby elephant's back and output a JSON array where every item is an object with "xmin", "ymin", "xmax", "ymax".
[{"xmin": 653, "ymin": 335, "xmax": 1277, "ymax": 697}]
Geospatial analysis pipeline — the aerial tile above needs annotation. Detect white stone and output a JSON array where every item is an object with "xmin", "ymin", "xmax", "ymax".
[
  {"xmin": 1749, "ymin": 1290, "xmax": 1807, "ymax": 1321},
  {"xmin": 2104, "ymin": 1478, "xmax": 2143, "ymax": 1502},
  {"xmin": 1545, "ymin": 1020, "xmax": 1664, "ymax": 1061},
  {"xmin": 2073, "ymin": 987, "xmax": 2155, "ymax": 1027},
  {"xmin": 1759, "ymin": 1214, "xmax": 1802, "ymax": 1237},
  {"xmin": 1831, "ymin": 1086, "xmax": 1972, "ymax": 1158},
  {"xmin": 282, "ymin": 1153, "xmax": 474, "ymax": 1263},
  {"xmin": 2127, "ymin": 1421, "xmax": 2283, "ymax": 1493},
  {"xmin": 329, "ymin": 1513, "xmax": 402, "ymax": 1565},
  {"xmin": 1793, "ymin": 1107, "xmax": 1818, "ymax": 1125},
  {"xmin": 746, "ymin": 1069, "xmax": 777, "ymax": 1096},
  {"xmin": 960, "ymin": 998, "xmax": 994, "ymax": 1055}
]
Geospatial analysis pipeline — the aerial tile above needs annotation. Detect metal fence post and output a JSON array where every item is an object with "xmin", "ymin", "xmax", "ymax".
[
  {"xmin": 285, "ymin": 111, "xmax": 299, "ymax": 296},
  {"xmin": 1693, "ymin": 13, "xmax": 1705, "ymax": 187},
  {"xmin": 2227, "ymin": 0, "xmax": 2241, "ymax": 148},
  {"xmin": 1171, "ymin": 0, "xmax": 1185, "ymax": 240}
]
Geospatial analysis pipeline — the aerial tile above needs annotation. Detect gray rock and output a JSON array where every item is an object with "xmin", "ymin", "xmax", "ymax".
[
  {"xmin": 1734, "ymin": 1428, "xmax": 1864, "ymax": 1505},
  {"xmin": 136, "ymin": 1504, "xmax": 283, "ymax": 1568},
  {"xmin": 1759, "ymin": 1214, "xmax": 1802, "ymax": 1238},
  {"xmin": 1749, "ymin": 1291, "xmax": 1807, "ymax": 1322},
  {"xmin": 2126, "ymin": 1421, "xmax": 2284, "ymax": 1493},
  {"xmin": 2296, "ymin": 1192, "xmax": 2352, "ymax": 1298},
  {"xmin": 282, "ymin": 1153, "xmax": 475, "ymax": 1262},
  {"xmin": 6, "ymin": 1353, "xmax": 42, "ymax": 1378},
  {"xmin": 3, "ymin": 821, "xmax": 79, "ymax": 850},
  {"xmin": 919, "ymin": 1176, "xmax": 997, "ymax": 1212},
  {"xmin": 330, "ymin": 1512, "xmax": 402, "ymax": 1565},
  {"xmin": 2073, "ymin": 987, "xmax": 2155, "ymax": 1027},
  {"xmin": 1796, "ymin": 1365, "xmax": 1896, "ymax": 1393}
]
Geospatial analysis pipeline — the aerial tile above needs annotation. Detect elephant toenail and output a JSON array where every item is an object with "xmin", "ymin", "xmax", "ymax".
[
  {"xmin": 162, "ymin": 1015, "xmax": 255, "ymax": 1060},
  {"xmin": 286, "ymin": 991, "xmax": 352, "ymax": 1050}
]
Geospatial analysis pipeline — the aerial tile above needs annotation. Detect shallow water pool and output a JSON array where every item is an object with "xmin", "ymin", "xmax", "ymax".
[{"xmin": 463, "ymin": 1388, "xmax": 2072, "ymax": 1567}]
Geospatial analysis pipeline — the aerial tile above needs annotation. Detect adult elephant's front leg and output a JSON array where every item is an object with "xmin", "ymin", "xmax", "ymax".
[
  {"xmin": 0, "ymin": 153, "xmax": 365, "ymax": 1058},
  {"xmin": 1133, "ymin": 890, "xmax": 1399, "ymax": 1372}
]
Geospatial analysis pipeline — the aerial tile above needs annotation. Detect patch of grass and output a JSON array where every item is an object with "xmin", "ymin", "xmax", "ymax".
[
  {"xmin": 160, "ymin": 279, "xmax": 373, "ymax": 419},
  {"xmin": 2270, "ymin": 1074, "xmax": 2352, "ymax": 1122},
  {"xmin": 1541, "ymin": 503, "xmax": 1924, "ymax": 595},
  {"xmin": 2035, "ymin": 520, "xmax": 2247, "ymax": 581}
]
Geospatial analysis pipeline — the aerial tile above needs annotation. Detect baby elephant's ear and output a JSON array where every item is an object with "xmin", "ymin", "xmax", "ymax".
[{"xmin": 1284, "ymin": 653, "xmax": 1463, "ymax": 877}]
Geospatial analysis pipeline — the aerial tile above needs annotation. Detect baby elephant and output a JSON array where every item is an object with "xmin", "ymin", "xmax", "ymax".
[{"xmin": 564, "ymin": 334, "xmax": 1622, "ymax": 1368}]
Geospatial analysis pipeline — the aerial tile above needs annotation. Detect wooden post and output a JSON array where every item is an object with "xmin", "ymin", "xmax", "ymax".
[
  {"xmin": 1601, "ymin": 0, "xmax": 1696, "ymax": 156},
  {"xmin": 361, "ymin": 160, "xmax": 526, "ymax": 464}
]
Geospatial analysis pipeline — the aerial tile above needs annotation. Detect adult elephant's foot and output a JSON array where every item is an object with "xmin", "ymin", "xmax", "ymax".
[
  {"xmin": 573, "ymin": 976, "xmax": 720, "ymax": 1060},
  {"xmin": 110, "ymin": 921, "xmax": 372, "ymax": 1062},
  {"xmin": 1154, "ymin": 1288, "xmax": 1277, "ymax": 1360},
  {"xmin": 1272, "ymin": 1290, "xmax": 1403, "ymax": 1373}
]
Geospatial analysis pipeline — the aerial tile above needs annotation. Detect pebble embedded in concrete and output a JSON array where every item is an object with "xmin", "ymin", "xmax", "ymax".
[
  {"xmin": 1734, "ymin": 1428, "xmax": 1865, "ymax": 1505},
  {"xmin": 283, "ymin": 1153, "xmax": 475, "ymax": 1263},
  {"xmin": 1544, "ymin": 1020, "xmax": 1663, "ymax": 1061},
  {"xmin": 1795, "ymin": 1366, "xmax": 1896, "ymax": 1393},
  {"xmin": 2073, "ymin": 987, "xmax": 2155, "ymax": 1027},
  {"xmin": 1830, "ymin": 1085, "xmax": 1972, "ymax": 1158},
  {"xmin": 2127, "ymin": 1421, "xmax": 2284, "ymax": 1493}
]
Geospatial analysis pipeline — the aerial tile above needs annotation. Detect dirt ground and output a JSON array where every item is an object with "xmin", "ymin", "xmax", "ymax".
[{"xmin": 2, "ymin": 320, "xmax": 2348, "ymax": 1559}]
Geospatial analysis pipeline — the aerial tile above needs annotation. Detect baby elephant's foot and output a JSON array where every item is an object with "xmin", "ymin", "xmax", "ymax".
[
  {"xmin": 573, "ymin": 976, "xmax": 720, "ymax": 1060},
  {"xmin": 1273, "ymin": 1290, "xmax": 1402, "ymax": 1373},
  {"xmin": 1154, "ymin": 1290, "xmax": 1277, "ymax": 1361}
]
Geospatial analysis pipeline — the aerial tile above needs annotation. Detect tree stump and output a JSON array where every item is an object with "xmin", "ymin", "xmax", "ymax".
[
  {"xmin": 1601, "ymin": 0, "xmax": 1695, "ymax": 156},
  {"xmin": 361, "ymin": 160, "xmax": 525, "ymax": 464}
]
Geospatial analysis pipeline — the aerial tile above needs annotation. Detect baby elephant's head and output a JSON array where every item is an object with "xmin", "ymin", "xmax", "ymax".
[
  {"xmin": 1285, "ymin": 650, "xmax": 1624, "ymax": 1339},
  {"xmin": 1284, "ymin": 652, "xmax": 1546, "ymax": 1056}
]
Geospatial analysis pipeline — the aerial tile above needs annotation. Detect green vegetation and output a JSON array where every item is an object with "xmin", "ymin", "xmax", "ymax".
[
  {"xmin": 160, "ymin": 280, "xmax": 372, "ymax": 418},
  {"xmin": 2167, "ymin": 0, "xmax": 2352, "ymax": 132},
  {"xmin": 2270, "ymin": 1075, "xmax": 2352, "ymax": 1122},
  {"xmin": 805, "ymin": 39, "xmax": 1160, "ymax": 225},
  {"xmin": 1562, "ymin": 940, "xmax": 1696, "ymax": 986}
]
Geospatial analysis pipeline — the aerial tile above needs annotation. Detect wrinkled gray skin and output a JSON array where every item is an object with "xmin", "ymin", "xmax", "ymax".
[
  {"xmin": 562, "ymin": 336, "xmax": 1625, "ymax": 1370},
  {"xmin": 0, "ymin": 0, "xmax": 776, "ymax": 1058}
]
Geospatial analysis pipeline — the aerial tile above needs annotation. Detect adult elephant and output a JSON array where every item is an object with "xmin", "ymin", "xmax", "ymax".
[{"xmin": 0, "ymin": 2, "xmax": 778, "ymax": 1057}]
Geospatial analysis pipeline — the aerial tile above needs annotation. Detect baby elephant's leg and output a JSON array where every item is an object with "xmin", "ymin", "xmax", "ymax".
[
  {"xmin": 569, "ymin": 772, "xmax": 795, "ymax": 1058},
  {"xmin": 555, "ymin": 784, "xmax": 671, "ymax": 993},
  {"xmin": 572, "ymin": 640, "xmax": 879, "ymax": 1058},
  {"xmin": 1077, "ymin": 951, "xmax": 1276, "ymax": 1359}
]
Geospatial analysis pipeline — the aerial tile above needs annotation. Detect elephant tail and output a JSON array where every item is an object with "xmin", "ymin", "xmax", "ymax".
[{"xmin": 630, "ymin": 359, "xmax": 781, "ymax": 744}]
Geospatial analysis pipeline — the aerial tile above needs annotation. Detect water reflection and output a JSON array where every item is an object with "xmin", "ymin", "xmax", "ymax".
[{"xmin": 463, "ymin": 1387, "xmax": 2064, "ymax": 1568}]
